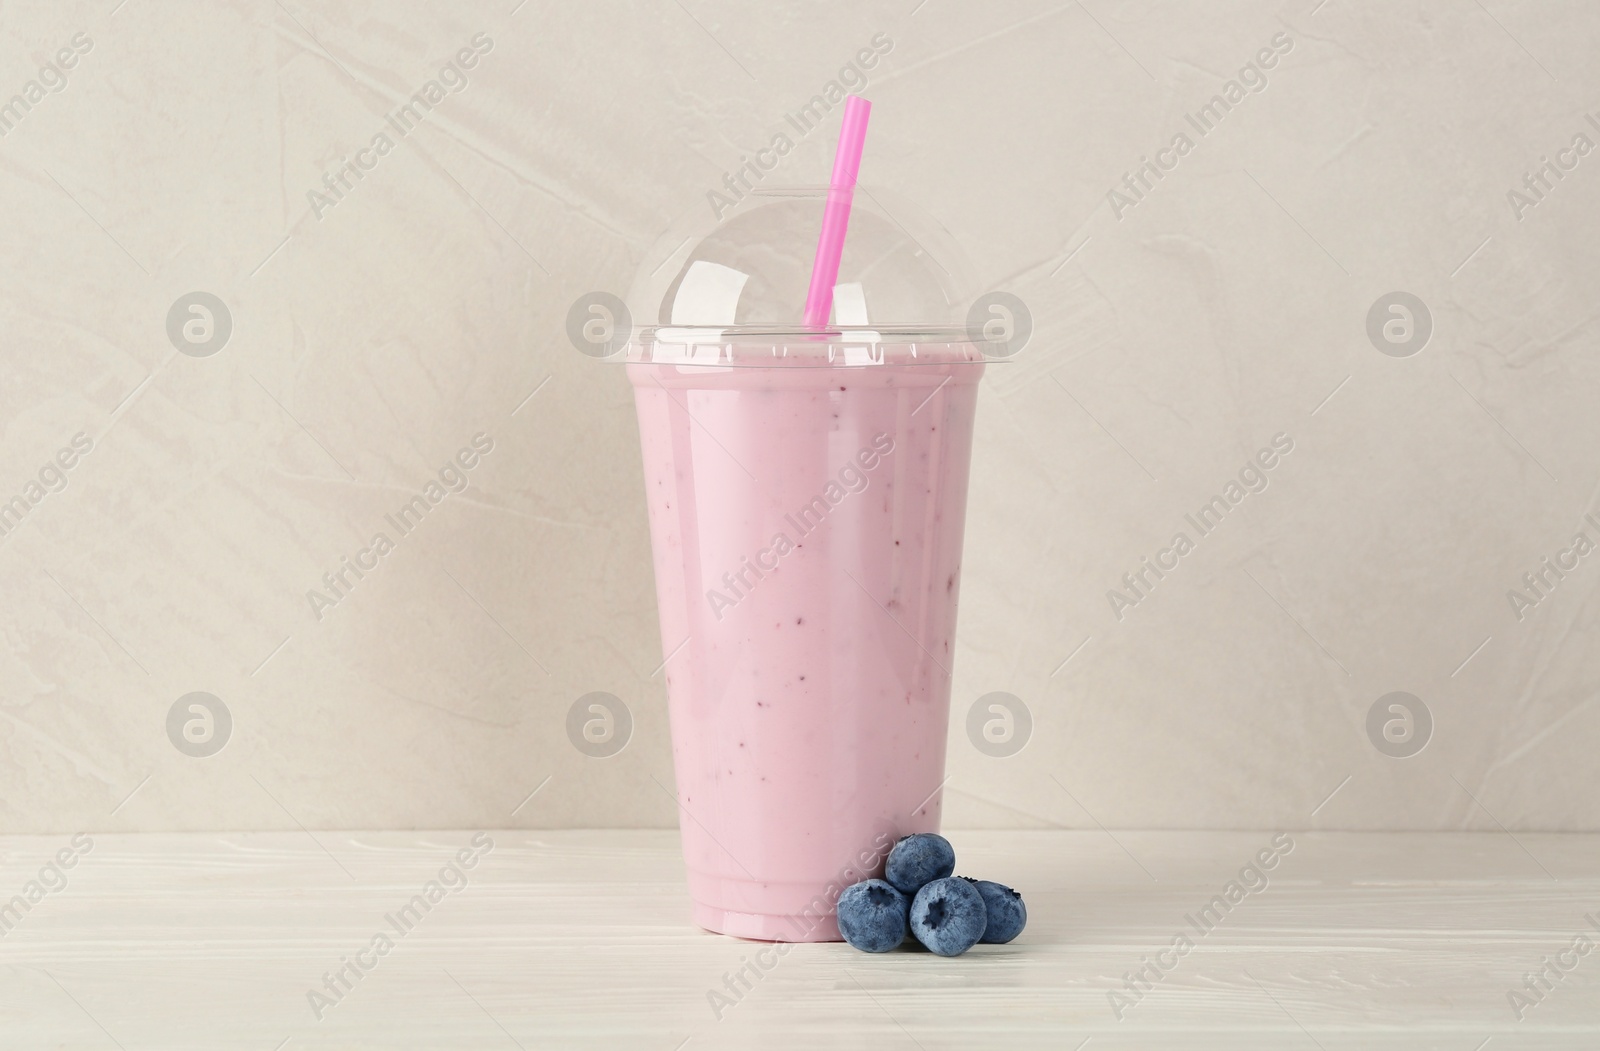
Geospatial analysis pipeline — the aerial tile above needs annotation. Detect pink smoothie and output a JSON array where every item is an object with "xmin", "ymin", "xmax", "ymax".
[{"xmin": 629, "ymin": 342, "xmax": 983, "ymax": 941}]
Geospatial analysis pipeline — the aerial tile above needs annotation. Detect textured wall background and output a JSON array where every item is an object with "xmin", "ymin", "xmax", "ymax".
[{"xmin": 2, "ymin": 0, "xmax": 1597, "ymax": 834}]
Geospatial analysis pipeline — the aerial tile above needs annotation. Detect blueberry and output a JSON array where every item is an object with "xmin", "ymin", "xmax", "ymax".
[
  {"xmin": 836, "ymin": 879, "xmax": 909, "ymax": 953},
  {"xmin": 909, "ymin": 877, "xmax": 987, "ymax": 956},
  {"xmin": 884, "ymin": 833, "xmax": 955, "ymax": 895},
  {"xmin": 963, "ymin": 878, "xmax": 1026, "ymax": 943}
]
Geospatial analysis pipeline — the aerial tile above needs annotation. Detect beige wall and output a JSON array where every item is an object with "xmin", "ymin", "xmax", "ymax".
[{"xmin": 2, "ymin": 0, "xmax": 1597, "ymax": 833}]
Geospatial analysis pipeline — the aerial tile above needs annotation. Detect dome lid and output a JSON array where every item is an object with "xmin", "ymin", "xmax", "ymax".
[{"xmin": 627, "ymin": 185, "xmax": 977, "ymax": 348}]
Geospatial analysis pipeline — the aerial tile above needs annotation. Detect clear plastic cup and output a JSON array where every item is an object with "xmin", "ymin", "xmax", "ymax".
[{"xmin": 624, "ymin": 188, "xmax": 987, "ymax": 940}]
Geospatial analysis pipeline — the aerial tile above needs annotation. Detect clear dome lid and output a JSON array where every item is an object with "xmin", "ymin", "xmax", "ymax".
[{"xmin": 627, "ymin": 185, "xmax": 978, "ymax": 349}]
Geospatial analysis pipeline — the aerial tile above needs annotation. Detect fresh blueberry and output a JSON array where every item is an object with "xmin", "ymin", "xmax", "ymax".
[
  {"xmin": 963, "ymin": 878, "xmax": 1026, "ymax": 943},
  {"xmin": 909, "ymin": 876, "xmax": 987, "ymax": 956},
  {"xmin": 836, "ymin": 879, "xmax": 909, "ymax": 952},
  {"xmin": 885, "ymin": 833, "xmax": 955, "ymax": 895}
]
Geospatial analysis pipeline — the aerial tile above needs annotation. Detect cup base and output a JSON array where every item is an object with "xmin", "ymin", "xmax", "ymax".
[{"xmin": 690, "ymin": 901, "xmax": 842, "ymax": 943}]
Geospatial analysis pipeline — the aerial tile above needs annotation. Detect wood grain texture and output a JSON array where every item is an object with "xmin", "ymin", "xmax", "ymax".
[{"xmin": 1, "ymin": 830, "xmax": 1596, "ymax": 1049}]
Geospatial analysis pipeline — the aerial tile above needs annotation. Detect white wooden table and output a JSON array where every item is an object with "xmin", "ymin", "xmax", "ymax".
[{"xmin": 2, "ymin": 830, "xmax": 1595, "ymax": 1049}]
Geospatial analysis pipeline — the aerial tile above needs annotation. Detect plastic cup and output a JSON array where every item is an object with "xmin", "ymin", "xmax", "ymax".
[{"xmin": 624, "ymin": 187, "xmax": 986, "ymax": 940}]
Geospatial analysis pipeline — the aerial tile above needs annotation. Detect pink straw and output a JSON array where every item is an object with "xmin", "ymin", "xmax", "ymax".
[{"xmin": 802, "ymin": 94, "xmax": 872, "ymax": 329}]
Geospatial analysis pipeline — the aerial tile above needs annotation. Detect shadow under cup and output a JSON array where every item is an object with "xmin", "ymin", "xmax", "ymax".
[{"xmin": 628, "ymin": 341, "xmax": 983, "ymax": 941}]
